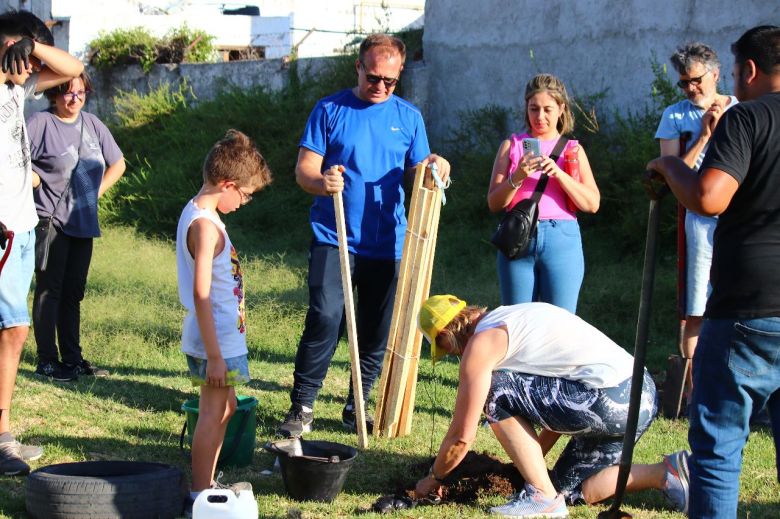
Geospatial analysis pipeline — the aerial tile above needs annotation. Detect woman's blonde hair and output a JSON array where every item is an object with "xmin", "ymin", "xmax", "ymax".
[
  {"xmin": 524, "ymin": 73, "xmax": 575, "ymax": 135},
  {"xmin": 436, "ymin": 305, "xmax": 487, "ymax": 356}
]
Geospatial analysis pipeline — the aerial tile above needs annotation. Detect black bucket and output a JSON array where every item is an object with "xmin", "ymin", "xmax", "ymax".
[{"xmin": 265, "ymin": 439, "xmax": 357, "ymax": 502}]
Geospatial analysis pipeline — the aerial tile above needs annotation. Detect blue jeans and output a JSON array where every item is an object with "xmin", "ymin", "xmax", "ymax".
[
  {"xmin": 290, "ymin": 243, "xmax": 399, "ymax": 409},
  {"xmin": 0, "ymin": 229, "xmax": 35, "ymax": 329},
  {"xmin": 689, "ymin": 317, "xmax": 780, "ymax": 518},
  {"xmin": 496, "ymin": 219, "xmax": 584, "ymax": 313}
]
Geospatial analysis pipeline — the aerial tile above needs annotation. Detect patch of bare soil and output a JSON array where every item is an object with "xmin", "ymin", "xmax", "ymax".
[{"xmin": 373, "ymin": 451, "xmax": 523, "ymax": 512}]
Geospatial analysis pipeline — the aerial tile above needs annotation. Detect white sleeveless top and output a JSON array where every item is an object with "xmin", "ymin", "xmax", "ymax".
[
  {"xmin": 176, "ymin": 199, "xmax": 247, "ymax": 359},
  {"xmin": 475, "ymin": 303, "xmax": 634, "ymax": 388}
]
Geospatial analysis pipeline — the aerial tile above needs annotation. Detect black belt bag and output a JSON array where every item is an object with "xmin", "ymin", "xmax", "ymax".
[
  {"xmin": 491, "ymin": 136, "xmax": 568, "ymax": 259},
  {"xmin": 34, "ymin": 217, "xmax": 55, "ymax": 272}
]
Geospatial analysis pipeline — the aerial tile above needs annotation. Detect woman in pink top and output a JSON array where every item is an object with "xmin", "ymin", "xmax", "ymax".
[{"xmin": 487, "ymin": 74, "xmax": 600, "ymax": 313}]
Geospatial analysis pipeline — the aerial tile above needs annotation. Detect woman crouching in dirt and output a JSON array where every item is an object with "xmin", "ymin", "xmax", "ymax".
[{"xmin": 413, "ymin": 295, "xmax": 690, "ymax": 517}]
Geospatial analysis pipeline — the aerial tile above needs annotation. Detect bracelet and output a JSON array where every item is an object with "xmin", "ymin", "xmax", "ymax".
[
  {"xmin": 507, "ymin": 173, "xmax": 522, "ymax": 189},
  {"xmin": 428, "ymin": 464, "xmax": 445, "ymax": 483}
]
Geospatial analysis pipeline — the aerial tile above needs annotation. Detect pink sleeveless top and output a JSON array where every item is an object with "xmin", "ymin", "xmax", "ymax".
[{"xmin": 506, "ymin": 133, "xmax": 579, "ymax": 220}]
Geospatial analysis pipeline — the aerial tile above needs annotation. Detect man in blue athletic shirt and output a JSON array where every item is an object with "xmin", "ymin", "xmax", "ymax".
[{"xmin": 278, "ymin": 33, "xmax": 450, "ymax": 437}]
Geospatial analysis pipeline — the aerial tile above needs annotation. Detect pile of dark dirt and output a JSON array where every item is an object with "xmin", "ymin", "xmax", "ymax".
[
  {"xmin": 373, "ymin": 451, "xmax": 523, "ymax": 512},
  {"xmin": 433, "ymin": 450, "xmax": 523, "ymax": 503}
]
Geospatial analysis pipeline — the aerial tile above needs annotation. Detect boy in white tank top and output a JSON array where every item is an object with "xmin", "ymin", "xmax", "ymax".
[{"xmin": 175, "ymin": 130, "xmax": 272, "ymax": 513}]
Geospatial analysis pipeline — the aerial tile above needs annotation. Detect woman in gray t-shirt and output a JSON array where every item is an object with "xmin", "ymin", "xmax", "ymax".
[{"xmin": 28, "ymin": 71, "xmax": 125, "ymax": 381}]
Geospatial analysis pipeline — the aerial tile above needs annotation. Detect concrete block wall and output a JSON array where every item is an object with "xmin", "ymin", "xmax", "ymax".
[
  {"xmin": 54, "ymin": 57, "xmax": 335, "ymax": 124},
  {"xmin": 421, "ymin": 0, "xmax": 778, "ymax": 146}
]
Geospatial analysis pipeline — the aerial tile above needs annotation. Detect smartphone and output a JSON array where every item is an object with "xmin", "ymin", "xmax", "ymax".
[{"xmin": 522, "ymin": 138, "xmax": 542, "ymax": 158}]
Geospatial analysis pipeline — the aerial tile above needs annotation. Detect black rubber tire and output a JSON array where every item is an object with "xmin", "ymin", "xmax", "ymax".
[{"xmin": 25, "ymin": 461, "xmax": 185, "ymax": 519}]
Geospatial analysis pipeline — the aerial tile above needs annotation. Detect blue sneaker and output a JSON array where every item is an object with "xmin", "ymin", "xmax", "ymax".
[
  {"xmin": 489, "ymin": 483, "xmax": 568, "ymax": 517},
  {"xmin": 662, "ymin": 450, "xmax": 690, "ymax": 514}
]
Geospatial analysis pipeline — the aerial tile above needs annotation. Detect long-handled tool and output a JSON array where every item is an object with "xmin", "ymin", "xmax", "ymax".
[
  {"xmin": 0, "ymin": 227, "xmax": 14, "ymax": 277},
  {"xmin": 599, "ymin": 170, "xmax": 668, "ymax": 519},
  {"xmin": 333, "ymin": 188, "xmax": 369, "ymax": 449},
  {"xmin": 662, "ymin": 131, "xmax": 694, "ymax": 419}
]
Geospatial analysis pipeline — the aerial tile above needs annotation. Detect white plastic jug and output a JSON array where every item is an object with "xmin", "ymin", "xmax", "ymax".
[{"xmin": 192, "ymin": 488, "xmax": 258, "ymax": 519}]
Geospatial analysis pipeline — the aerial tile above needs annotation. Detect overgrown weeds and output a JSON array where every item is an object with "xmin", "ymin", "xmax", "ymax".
[{"xmin": 88, "ymin": 24, "xmax": 216, "ymax": 73}]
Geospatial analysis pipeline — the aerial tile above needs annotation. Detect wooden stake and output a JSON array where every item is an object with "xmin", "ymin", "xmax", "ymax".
[
  {"xmin": 333, "ymin": 190, "xmax": 369, "ymax": 449},
  {"xmin": 399, "ymin": 184, "xmax": 442, "ymax": 434},
  {"xmin": 382, "ymin": 186, "xmax": 434, "ymax": 436},
  {"xmin": 374, "ymin": 164, "xmax": 427, "ymax": 434},
  {"xmin": 374, "ymin": 163, "xmax": 444, "ymax": 438}
]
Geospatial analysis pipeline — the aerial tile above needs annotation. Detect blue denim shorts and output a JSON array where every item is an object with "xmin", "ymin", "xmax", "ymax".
[
  {"xmin": 685, "ymin": 211, "xmax": 716, "ymax": 317},
  {"xmin": 186, "ymin": 354, "xmax": 251, "ymax": 387},
  {"xmin": 0, "ymin": 229, "xmax": 35, "ymax": 329}
]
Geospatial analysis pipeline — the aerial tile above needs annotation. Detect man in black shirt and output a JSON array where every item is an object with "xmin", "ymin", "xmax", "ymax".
[{"xmin": 647, "ymin": 25, "xmax": 780, "ymax": 519}]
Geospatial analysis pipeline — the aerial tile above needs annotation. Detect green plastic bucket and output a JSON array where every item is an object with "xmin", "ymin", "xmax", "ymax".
[{"xmin": 180, "ymin": 395, "xmax": 257, "ymax": 468}]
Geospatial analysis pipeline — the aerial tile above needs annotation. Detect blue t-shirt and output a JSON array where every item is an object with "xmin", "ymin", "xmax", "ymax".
[{"xmin": 299, "ymin": 89, "xmax": 430, "ymax": 260}]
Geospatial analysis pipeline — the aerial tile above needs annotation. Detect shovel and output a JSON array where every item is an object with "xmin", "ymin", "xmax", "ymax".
[
  {"xmin": 333, "ymin": 184, "xmax": 369, "ymax": 449},
  {"xmin": 598, "ymin": 169, "xmax": 668, "ymax": 519}
]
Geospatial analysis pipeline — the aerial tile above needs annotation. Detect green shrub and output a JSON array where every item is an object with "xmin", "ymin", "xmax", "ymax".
[
  {"xmin": 158, "ymin": 24, "xmax": 216, "ymax": 64},
  {"xmin": 88, "ymin": 24, "xmax": 216, "ymax": 73},
  {"xmin": 88, "ymin": 27, "xmax": 158, "ymax": 72}
]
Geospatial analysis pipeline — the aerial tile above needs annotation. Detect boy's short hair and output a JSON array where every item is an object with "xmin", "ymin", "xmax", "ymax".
[
  {"xmin": 203, "ymin": 129, "xmax": 273, "ymax": 191},
  {"xmin": 0, "ymin": 11, "xmax": 25, "ymax": 43},
  {"xmin": 15, "ymin": 10, "xmax": 53, "ymax": 46}
]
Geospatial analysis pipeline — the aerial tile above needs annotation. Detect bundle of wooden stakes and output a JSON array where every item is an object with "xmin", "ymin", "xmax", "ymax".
[{"xmin": 374, "ymin": 163, "xmax": 444, "ymax": 438}]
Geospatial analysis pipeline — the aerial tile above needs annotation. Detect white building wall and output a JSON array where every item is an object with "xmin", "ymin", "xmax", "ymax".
[
  {"xmin": 52, "ymin": 1, "xmax": 291, "ymax": 59},
  {"xmin": 52, "ymin": 0, "xmax": 424, "ymax": 60},
  {"xmin": 256, "ymin": 0, "xmax": 424, "ymax": 58}
]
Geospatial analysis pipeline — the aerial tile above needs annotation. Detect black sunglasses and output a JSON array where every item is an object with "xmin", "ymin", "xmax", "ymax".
[
  {"xmin": 359, "ymin": 61, "xmax": 399, "ymax": 88},
  {"xmin": 677, "ymin": 70, "xmax": 710, "ymax": 89}
]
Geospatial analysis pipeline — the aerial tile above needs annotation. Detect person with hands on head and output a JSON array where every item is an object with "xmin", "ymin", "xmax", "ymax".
[
  {"xmin": 175, "ymin": 130, "xmax": 272, "ymax": 515},
  {"xmin": 277, "ymin": 33, "xmax": 450, "ymax": 439},
  {"xmin": 413, "ymin": 295, "xmax": 691, "ymax": 517},
  {"xmin": 655, "ymin": 43, "xmax": 738, "ymax": 403},
  {"xmin": 647, "ymin": 25, "xmax": 780, "ymax": 518},
  {"xmin": 0, "ymin": 10, "xmax": 83, "ymax": 477},
  {"xmin": 487, "ymin": 74, "xmax": 599, "ymax": 314}
]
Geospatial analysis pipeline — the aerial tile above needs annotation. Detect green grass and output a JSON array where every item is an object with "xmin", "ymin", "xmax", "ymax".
[{"xmin": 1, "ymin": 225, "xmax": 776, "ymax": 518}]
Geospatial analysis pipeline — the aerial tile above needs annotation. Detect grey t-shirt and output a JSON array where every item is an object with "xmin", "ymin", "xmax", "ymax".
[{"xmin": 28, "ymin": 110, "xmax": 123, "ymax": 238}]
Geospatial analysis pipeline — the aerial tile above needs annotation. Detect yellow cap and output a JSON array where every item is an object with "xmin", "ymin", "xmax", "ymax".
[{"xmin": 418, "ymin": 295, "xmax": 467, "ymax": 364}]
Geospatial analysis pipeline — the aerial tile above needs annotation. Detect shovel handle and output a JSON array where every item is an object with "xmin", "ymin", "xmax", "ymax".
[
  {"xmin": 333, "ymin": 190, "xmax": 369, "ymax": 449},
  {"xmin": 642, "ymin": 169, "xmax": 670, "ymax": 201}
]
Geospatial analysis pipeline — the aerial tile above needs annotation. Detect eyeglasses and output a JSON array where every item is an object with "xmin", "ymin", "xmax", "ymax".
[
  {"xmin": 359, "ymin": 61, "xmax": 399, "ymax": 88},
  {"xmin": 677, "ymin": 71, "xmax": 710, "ymax": 89},
  {"xmin": 233, "ymin": 185, "xmax": 253, "ymax": 205},
  {"xmin": 62, "ymin": 90, "xmax": 88, "ymax": 101}
]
